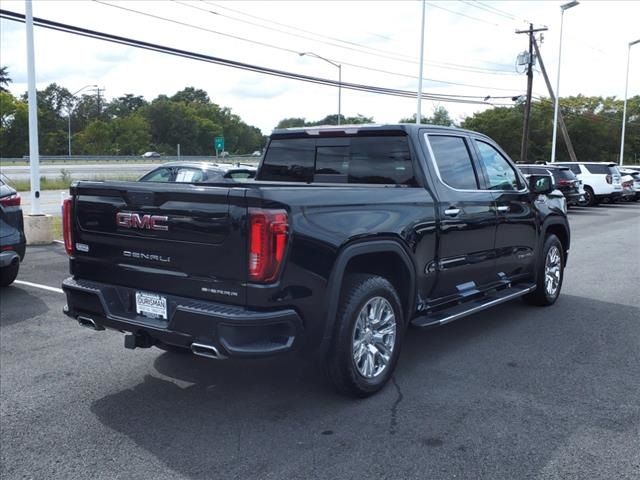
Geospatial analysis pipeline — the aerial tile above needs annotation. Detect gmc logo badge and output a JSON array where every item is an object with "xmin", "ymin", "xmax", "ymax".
[{"xmin": 116, "ymin": 212, "xmax": 169, "ymax": 231}]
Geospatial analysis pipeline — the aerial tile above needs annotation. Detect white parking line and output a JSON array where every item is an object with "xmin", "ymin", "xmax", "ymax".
[{"xmin": 14, "ymin": 280, "xmax": 64, "ymax": 294}]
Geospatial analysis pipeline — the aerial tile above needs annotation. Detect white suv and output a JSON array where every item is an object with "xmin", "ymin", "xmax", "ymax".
[{"xmin": 553, "ymin": 162, "xmax": 622, "ymax": 206}]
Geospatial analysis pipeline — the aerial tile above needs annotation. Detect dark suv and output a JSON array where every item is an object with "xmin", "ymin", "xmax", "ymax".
[
  {"xmin": 0, "ymin": 178, "xmax": 26, "ymax": 286},
  {"xmin": 518, "ymin": 164, "xmax": 582, "ymax": 206}
]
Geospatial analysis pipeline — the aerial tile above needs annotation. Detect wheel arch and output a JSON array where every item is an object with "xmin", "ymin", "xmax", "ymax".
[
  {"xmin": 541, "ymin": 217, "xmax": 570, "ymax": 264},
  {"xmin": 321, "ymin": 239, "xmax": 416, "ymax": 352}
]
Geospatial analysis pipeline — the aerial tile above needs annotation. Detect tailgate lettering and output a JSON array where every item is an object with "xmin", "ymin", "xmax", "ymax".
[{"xmin": 116, "ymin": 212, "xmax": 169, "ymax": 231}]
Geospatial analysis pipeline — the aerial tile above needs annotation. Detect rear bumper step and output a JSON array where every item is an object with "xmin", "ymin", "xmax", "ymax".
[
  {"xmin": 62, "ymin": 277, "xmax": 301, "ymax": 358},
  {"xmin": 411, "ymin": 283, "xmax": 536, "ymax": 328}
]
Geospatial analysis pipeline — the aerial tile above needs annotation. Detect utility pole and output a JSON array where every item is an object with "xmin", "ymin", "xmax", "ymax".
[
  {"xmin": 516, "ymin": 24, "xmax": 547, "ymax": 163},
  {"xmin": 95, "ymin": 86, "xmax": 105, "ymax": 117},
  {"xmin": 532, "ymin": 37, "xmax": 578, "ymax": 163}
]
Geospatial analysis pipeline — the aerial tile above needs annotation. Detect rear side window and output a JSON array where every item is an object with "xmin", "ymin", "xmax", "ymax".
[
  {"xmin": 554, "ymin": 168, "xmax": 577, "ymax": 181},
  {"xmin": 584, "ymin": 164, "xmax": 613, "ymax": 174},
  {"xmin": 427, "ymin": 135, "xmax": 479, "ymax": 190},
  {"xmin": 259, "ymin": 136, "xmax": 415, "ymax": 185},
  {"xmin": 558, "ymin": 163, "xmax": 581, "ymax": 174}
]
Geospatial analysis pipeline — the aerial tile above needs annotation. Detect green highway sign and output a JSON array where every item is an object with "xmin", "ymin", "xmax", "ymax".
[{"xmin": 214, "ymin": 136, "xmax": 225, "ymax": 151}]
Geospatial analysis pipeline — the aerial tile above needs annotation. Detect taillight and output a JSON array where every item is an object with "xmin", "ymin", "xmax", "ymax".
[
  {"xmin": 558, "ymin": 179, "xmax": 570, "ymax": 186},
  {"xmin": 606, "ymin": 174, "xmax": 612, "ymax": 184},
  {"xmin": 0, "ymin": 192, "xmax": 21, "ymax": 207},
  {"xmin": 62, "ymin": 198, "xmax": 74, "ymax": 256},
  {"xmin": 248, "ymin": 208, "xmax": 288, "ymax": 283}
]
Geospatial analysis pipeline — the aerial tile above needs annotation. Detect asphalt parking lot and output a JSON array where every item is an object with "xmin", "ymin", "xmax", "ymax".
[{"xmin": 1, "ymin": 202, "xmax": 639, "ymax": 480}]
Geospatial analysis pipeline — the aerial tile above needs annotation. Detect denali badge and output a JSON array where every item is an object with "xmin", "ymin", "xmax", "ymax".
[
  {"xmin": 116, "ymin": 212, "xmax": 168, "ymax": 231},
  {"xmin": 123, "ymin": 250, "xmax": 171, "ymax": 263}
]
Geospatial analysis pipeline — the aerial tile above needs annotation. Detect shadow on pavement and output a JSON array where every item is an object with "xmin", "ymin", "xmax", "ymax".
[
  {"xmin": 0, "ymin": 285, "xmax": 49, "ymax": 327},
  {"xmin": 89, "ymin": 294, "xmax": 640, "ymax": 480}
]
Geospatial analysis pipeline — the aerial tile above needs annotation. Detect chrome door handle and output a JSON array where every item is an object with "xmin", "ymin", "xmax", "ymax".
[
  {"xmin": 444, "ymin": 207, "xmax": 460, "ymax": 216},
  {"xmin": 497, "ymin": 206, "xmax": 510, "ymax": 213}
]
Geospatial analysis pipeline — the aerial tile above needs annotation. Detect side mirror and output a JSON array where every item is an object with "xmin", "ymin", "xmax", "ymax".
[{"xmin": 528, "ymin": 174, "xmax": 553, "ymax": 195}]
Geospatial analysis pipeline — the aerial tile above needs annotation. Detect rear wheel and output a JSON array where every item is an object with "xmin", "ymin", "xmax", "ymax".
[
  {"xmin": 524, "ymin": 234, "xmax": 564, "ymax": 306},
  {"xmin": 582, "ymin": 186, "xmax": 596, "ymax": 207},
  {"xmin": 325, "ymin": 274, "xmax": 404, "ymax": 397},
  {"xmin": 0, "ymin": 262, "xmax": 19, "ymax": 287}
]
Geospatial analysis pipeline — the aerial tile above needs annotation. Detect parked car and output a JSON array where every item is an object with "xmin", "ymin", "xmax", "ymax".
[
  {"xmin": 62, "ymin": 124, "xmax": 569, "ymax": 397},
  {"xmin": 517, "ymin": 164, "xmax": 582, "ymax": 207},
  {"xmin": 553, "ymin": 162, "xmax": 622, "ymax": 206},
  {"xmin": 138, "ymin": 162, "xmax": 257, "ymax": 183},
  {"xmin": 141, "ymin": 151, "xmax": 161, "ymax": 158},
  {"xmin": 619, "ymin": 168, "xmax": 640, "ymax": 201},
  {"xmin": 0, "ymin": 177, "xmax": 26, "ymax": 287}
]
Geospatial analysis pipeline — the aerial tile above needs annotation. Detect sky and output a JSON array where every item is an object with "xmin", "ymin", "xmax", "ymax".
[{"xmin": 1, "ymin": 0, "xmax": 639, "ymax": 135}]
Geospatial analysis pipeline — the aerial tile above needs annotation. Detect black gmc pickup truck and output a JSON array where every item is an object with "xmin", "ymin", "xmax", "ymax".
[{"xmin": 62, "ymin": 124, "xmax": 570, "ymax": 396}]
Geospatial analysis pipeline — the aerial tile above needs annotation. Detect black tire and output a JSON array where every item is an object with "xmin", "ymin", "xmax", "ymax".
[
  {"xmin": 582, "ymin": 186, "xmax": 596, "ymax": 207},
  {"xmin": 523, "ymin": 234, "xmax": 564, "ymax": 306},
  {"xmin": 324, "ymin": 274, "xmax": 404, "ymax": 397},
  {"xmin": 155, "ymin": 341, "xmax": 190, "ymax": 354},
  {"xmin": 0, "ymin": 262, "xmax": 19, "ymax": 287}
]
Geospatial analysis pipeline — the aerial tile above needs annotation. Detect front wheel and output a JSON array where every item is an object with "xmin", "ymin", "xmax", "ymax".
[
  {"xmin": 325, "ymin": 274, "xmax": 404, "ymax": 397},
  {"xmin": 524, "ymin": 234, "xmax": 564, "ymax": 306}
]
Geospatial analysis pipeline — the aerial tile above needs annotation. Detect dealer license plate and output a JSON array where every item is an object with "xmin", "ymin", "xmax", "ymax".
[{"xmin": 135, "ymin": 292, "xmax": 167, "ymax": 320}]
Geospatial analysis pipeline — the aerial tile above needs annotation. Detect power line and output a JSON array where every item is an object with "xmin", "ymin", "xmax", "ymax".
[
  {"xmin": 94, "ymin": 0, "xmax": 517, "ymax": 85},
  {"xmin": 0, "ymin": 9, "xmax": 514, "ymax": 107},
  {"xmin": 460, "ymin": 0, "xmax": 516, "ymax": 21},
  {"xmin": 193, "ymin": 0, "xmax": 517, "ymax": 74}
]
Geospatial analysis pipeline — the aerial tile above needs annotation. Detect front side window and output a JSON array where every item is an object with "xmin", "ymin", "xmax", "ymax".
[
  {"xmin": 174, "ymin": 168, "xmax": 204, "ymax": 183},
  {"xmin": 475, "ymin": 141, "xmax": 520, "ymax": 191},
  {"xmin": 427, "ymin": 135, "xmax": 479, "ymax": 190}
]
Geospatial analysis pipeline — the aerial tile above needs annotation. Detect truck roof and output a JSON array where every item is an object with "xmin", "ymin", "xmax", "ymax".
[{"xmin": 270, "ymin": 123, "xmax": 490, "ymax": 140}]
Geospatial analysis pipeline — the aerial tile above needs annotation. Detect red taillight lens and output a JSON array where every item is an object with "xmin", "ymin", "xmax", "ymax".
[
  {"xmin": 606, "ymin": 174, "xmax": 612, "ymax": 184},
  {"xmin": 248, "ymin": 208, "xmax": 288, "ymax": 283},
  {"xmin": 62, "ymin": 198, "xmax": 74, "ymax": 256},
  {"xmin": 558, "ymin": 179, "xmax": 570, "ymax": 186},
  {"xmin": 0, "ymin": 193, "xmax": 21, "ymax": 207}
]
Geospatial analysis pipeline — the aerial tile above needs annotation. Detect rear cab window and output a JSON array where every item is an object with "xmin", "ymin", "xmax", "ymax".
[
  {"xmin": 425, "ymin": 135, "xmax": 479, "ymax": 190},
  {"xmin": 258, "ymin": 134, "xmax": 416, "ymax": 185}
]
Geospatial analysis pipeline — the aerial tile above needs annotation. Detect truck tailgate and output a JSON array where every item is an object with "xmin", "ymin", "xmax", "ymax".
[{"xmin": 70, "ymin": 181, "xmax": 248, "ymax": 305}]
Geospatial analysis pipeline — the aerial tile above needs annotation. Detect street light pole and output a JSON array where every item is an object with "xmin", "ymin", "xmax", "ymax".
[
  {"xmin": 299, "ymin": 52, "xmax": 342, "ymax": 125},
  {"xmin": 416, "ymin": 0, "xmax": 426, "ymax": 125},
  {"xmin": 550, "ymin": 0, "xmax": 579, "ymax": 164},
  {"xmin": 67, "ymin": 84, "xmax": 97, "ymax": 158},
  {"xmin": 619, "ymin": 39, "xmax": 640, "ymax": 166}
]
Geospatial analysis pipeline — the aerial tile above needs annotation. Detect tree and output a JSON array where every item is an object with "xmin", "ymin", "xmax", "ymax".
[
  {"xmin": 0, "ymin": 66, "xmax": 12, "ymax": 93},
  {"xmin": 399, "ymin": 106, "xmax": 454, "ymax": 126},
  {"xmin": 171, "ymin": 87, "xmax": 210, "ymax": 105},
  {"xmin": 106, "ymin": 94, "xmax": 147, "ymax": 118},
  {"xmin": 275, "ymin": 114, "xmax": 374, "ymax": 128}
]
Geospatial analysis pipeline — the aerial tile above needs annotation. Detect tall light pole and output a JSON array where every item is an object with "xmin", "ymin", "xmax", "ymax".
[
  {"xmin": 67, "ymin": 84, "xmax": 97, "ymax": 158},
  {"xmin": 416, "ymin": 0, "xmax": 426, "ymax": 124},
  {"xmin": 299, "ymin": 52, "xmax": 342, "ymax": 125},
  {"xmin": 550, "ymin": 0, "xmax": 579, "ymax": 164},
  {"xmin": 619, "ymin": 39, "xmax": 640, "ymax": 166}
]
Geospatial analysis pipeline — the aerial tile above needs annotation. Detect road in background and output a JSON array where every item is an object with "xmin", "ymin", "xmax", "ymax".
[
  {"xmin": 1, "ymin": 202, "xmax": 639, "ymax": 480},
  {"xmin": 1, "ymin": 163, "xmax": 159, "ymax": 182},
  {"xmin": 1, "ymin": 157, "xmax": 260, "ymax": 182}
]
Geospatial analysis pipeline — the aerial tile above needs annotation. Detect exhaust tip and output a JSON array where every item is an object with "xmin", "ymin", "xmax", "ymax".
[
  {"xmin": 191, "ymin": 342, "xmax": 227, "ymax": 360},
  {"xmin": 77, "ymin": 316, "xmax": 105, "ymax": 331}
]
